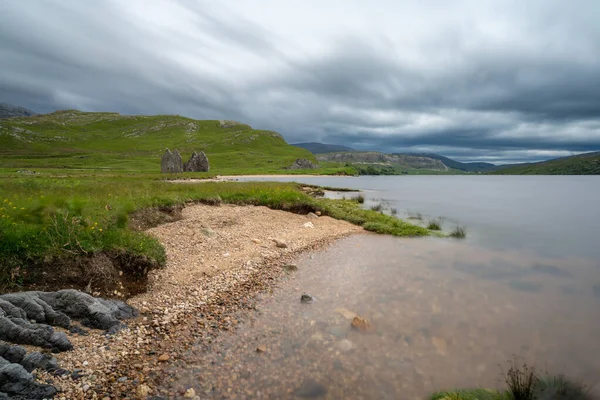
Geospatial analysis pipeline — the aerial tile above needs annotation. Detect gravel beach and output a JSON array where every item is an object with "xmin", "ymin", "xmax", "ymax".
[{"xmin": 38, "ymin": 204, "xmax": 362, "ymax": 399}]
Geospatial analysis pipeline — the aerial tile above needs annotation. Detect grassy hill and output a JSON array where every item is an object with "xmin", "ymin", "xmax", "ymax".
[
  {"xmin": 492, "ymin": 151, "xmax": 600, "ymax": 175},
  {"xmin": 316, "ymin": 151, "xmax": 465, "ymax": 174},
  {"xmin": 292, "ymin": 142, "xmax": 355, "ymax": 154},
  {"xmin": 0, "ymin": 110, "xmax": 351, "ymax": 174},
  {"xmin": 412, "ymin": 153, "xmax": 496, "ymax": 172}
]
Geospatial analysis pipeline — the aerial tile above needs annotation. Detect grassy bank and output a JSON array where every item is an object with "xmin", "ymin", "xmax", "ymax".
[
  {"xmin": 0, "ymin": 172, "xmax": 428, "ymax": 294},
  {"xmin": 430, "ymin": 361, "xmax": 593, "ymax": 400}
]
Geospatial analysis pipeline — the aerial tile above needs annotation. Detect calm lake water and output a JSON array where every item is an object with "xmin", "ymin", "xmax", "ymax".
[{"xmin": 174, "ymin": 176, "xmax": 600, "ymax": 399}]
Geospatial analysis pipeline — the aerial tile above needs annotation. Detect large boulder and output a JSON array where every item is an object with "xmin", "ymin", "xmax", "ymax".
[
  {"xmin": 0, "ymin": 290, "xmax": 138, "ymax": 351},
  {"xmin": 183, "ymin": 151, "xmax": 210, "ymax": 172},
  {"xmin": 160, "ymin": 149, "xmax": 183, "ymax": 173},
  {"xmin": 288, "ymin": 158, "xmax": 316, "ymax": 169}
]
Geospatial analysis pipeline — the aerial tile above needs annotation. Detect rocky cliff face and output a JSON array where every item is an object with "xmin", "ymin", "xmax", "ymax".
[
  {"xmin": 0, "ymin": 103, "xmax": 37, "ymax": 119},
  {"xmin": 316, "ymin": 152, "xmax": 447, "ymax": 170}
]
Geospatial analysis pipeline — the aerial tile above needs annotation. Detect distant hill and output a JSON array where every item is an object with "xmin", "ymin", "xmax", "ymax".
[
  {"xmin": 0, "ymin": 103, "xmax": 37, "ymax": 119},
  {"xmin": 316, "ymin": 151, "xmax": 449, "ymax": 172},
  {"xmin": 0, "ymin": 110, "xmax": 316, "ymax": 173},
  {"xmin": 491, "ymin": 152, "xmax": 600, "ymax": 175},
  {"xmin": 293, "ymin": 142, "xmax": 355, "ymax": 154},
  {"xmin": 410, "ymin": 153, "xmax": 496, "ymax": 172}
]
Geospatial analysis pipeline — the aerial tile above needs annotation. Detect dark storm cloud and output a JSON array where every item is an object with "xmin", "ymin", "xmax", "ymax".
[{"xmin": 1, "ymin": 0, "xmax": 599, "ymax": 162}]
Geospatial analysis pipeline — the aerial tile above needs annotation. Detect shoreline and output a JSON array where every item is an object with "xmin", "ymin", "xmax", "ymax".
[
  {"xmin": 39, "ymin": 204, "xmax": 363, "ymax": 398},
  {"xmin": 170, "ymin": 174, "xmax": 357, "ymax": 183}
]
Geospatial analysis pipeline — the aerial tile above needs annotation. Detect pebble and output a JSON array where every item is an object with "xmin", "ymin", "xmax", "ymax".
[
  {"xmin": 300, "ymin": 293, "xmax": 314, "ymax": 303},
  {"xmin": 184, "ymin": 388, "xmax": 196, "ymax": 398},
  {"xmin": 158, "ymin": 354, "xmax": 170, "ymax": 362},
  {"xmin": 256, "ymin": 345, "xmax": 267, "ymax": 353}
]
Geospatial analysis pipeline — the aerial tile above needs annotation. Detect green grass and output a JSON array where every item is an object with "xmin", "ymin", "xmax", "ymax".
[
  {"xmin": 430, "ymin": 360, "xmax": 592, "ymax": 400},
  {"xmin": 0, "ymin": 110, "xmax": 354, "ymax": 175},
  {"xmin": 0, "ymin": 172, "xmax": 429, "ymax": 291}
]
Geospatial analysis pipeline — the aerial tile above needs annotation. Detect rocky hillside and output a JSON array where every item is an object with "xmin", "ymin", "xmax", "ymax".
[
  {"xmin": 0, "ymin": 103, "xmax": 37, "ymax": 118},
  {"xmin": 0, "ymin": 110, "xmax": 315, "ymax": 173},
  {"xmin": 317, "ymin": 151, "xmax": 448, "ymax": 171}
]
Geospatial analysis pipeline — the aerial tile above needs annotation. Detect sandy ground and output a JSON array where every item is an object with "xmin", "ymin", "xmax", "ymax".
[
  {"xmin": 41, "ymin": 204, "xmax": 362, "ymax": 399},
  {"xmin": 170, "ymin": 174, "xmax": 356, "ymax": 183}
]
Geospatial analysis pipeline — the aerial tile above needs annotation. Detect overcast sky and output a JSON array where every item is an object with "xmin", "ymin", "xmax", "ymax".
[{"xmin": 1, "ymin": 0, "xmax": 599, "ymax": 163}]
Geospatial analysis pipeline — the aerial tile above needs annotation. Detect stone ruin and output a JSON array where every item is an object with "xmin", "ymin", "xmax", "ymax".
[
  {"xmin": 183, "ymin": 151, "xmax": 210, "ymax": 172},
  {"xmin": 161, "ymin": 149, "xmax": 210, "ymax": 173},
  {"xmin": 160, "ymin": 149, "xmax": 183, "ymax": 173}
]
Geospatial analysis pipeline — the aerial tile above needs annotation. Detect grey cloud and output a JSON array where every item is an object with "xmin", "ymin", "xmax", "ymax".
[{"xmin": 1, "ymin": 0, "xmax": 599, "ymax": 163}]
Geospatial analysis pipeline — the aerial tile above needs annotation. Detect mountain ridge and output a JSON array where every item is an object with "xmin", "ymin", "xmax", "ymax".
[{"xmin": 0, "ymin": 103, "xmax": 37, "ymax": 119}]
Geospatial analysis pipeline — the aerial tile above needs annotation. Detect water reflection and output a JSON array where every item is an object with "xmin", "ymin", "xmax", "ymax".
[{"xmin": 172, "ymin": 235, "xmax": 600, "ymax": 399}]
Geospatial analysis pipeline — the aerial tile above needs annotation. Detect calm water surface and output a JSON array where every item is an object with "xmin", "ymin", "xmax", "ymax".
[{"xmin": 175, "ymin": 176, "xmax": 600, "ymax": 398}]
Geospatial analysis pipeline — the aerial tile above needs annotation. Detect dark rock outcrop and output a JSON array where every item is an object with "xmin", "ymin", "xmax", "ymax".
[
  {"xmin": 183, "ymin": 151, "xmax": 210, "ymax": 172},
  {"xmin": 0, "ymin": 343, "xmax": 58, "ymax": 399},
  {"xmin": 288, "ymin": 159, "xmax": 316, "ymax": 170},
  {"xmin": 160, "ymin": 149, "xmax": 183, "ymax": 173},
  {"xmin": 0, "ymin": 290, "xmax": 138, "ymax": 351}
]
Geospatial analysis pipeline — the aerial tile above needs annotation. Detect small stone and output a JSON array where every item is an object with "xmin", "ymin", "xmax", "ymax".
[
  {"xmin": 351, "ymin": 316, "xmax": 373, "ymax": 333},
  {"xmin": 82, "ymin": 361, "xmax": 88, "ymax": 367},
  {"xmin": 282, "ymin": 264, "xmax": 298, "ymax": 272},
  {"xmin": 273, "ymin": 238, "xmax": 288, "ymax": 248},
  {"xmin": 117, "ymin": 376, "xmax": 128, "ymax": 383},
  {"xmin": 251, "ymin": 238, "xmax": 261, "ymax": 244},
  {"xmin": 256, "ymin": 345, "xmax": 267, "ymax": 353},
  {"xmin": 82, "ymin": 384, "xmax": 90, "ymax": 392},
  {"xmin": 200, "ymin": 227, "xmax": 216, "ymax": 238},
  {"xmin": 300, "ymin": 293, "xmax": 314, "ymax": 303},
  {"xmin": 296, "ymin": 378, "xmax": 327, "ymax": 398},
  {"xmin": 137, "ymin": 384, "xmax": 151, "ymax": 397},
  {"xmin": 158, "ymin": 354, "xmax": 170, "ymax": 362},
  {"xmin": 307, "ymin": 212, "xmax": 319, "ymax": 219},
  {"xmin": 303, "ymin": 222, "xmax": 315, "ymax": 229},
  {"xmin": 315, "ymin": 211, "xmax": 322, "ymax": 216},
  {"xmin": 184, "ymin": 388, "xmax": 196, "ymax": 398}
]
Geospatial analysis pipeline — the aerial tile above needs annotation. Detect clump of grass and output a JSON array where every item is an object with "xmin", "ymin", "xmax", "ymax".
[
  {"xmin": 450, "ymin": 225, "xmax": 467, "ymax": 238},
  {"xmin": 390, "ymin": 208, "xmax": 398, "ymax": 216},
  {"xmin": 534, "ymin": 374, "xmax": 591, "ymax": 399},
  {"xmin": 352, "ymin": 194, "xmax": 365, "ymax": 204},
  {"xmin": 430, "ymin": 359, "xmax": 592, "ymax": 400},
  {"xmin": 407, "ymin": 212, "xmax": 423, "ymax": 220},
  {"xmin": 427, "ymin": 218, "xmax": 443, "ymax": 230},
  {"xmin": 505, "ymin": 360, "xmax": 537, "ymax": 400},
  {"xmin": 370, "ymin": 203, "xmax": 383, "ymax": 212}
]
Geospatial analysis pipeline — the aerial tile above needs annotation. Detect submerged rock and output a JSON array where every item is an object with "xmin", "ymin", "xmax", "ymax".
[
  {"xmin": 295, "ymin": 378, "xmax": 327, "ymax": 398},
  {"xmin": 300, "ymin": 293, "xmax": 314, "ymax": 304},
  {"xmin": 351, "ymin": 316, "xmax": 373, "ymax": 333}
]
